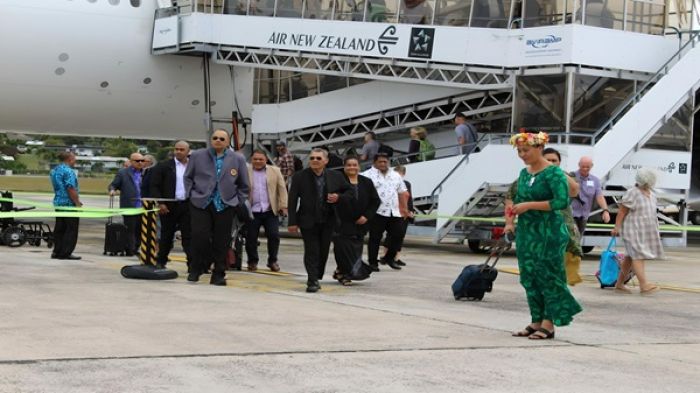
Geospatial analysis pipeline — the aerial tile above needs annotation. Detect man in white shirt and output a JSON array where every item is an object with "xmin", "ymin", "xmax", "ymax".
[
  {"xmin": 362, "ymin": 153, "xmax": 410, "ymax": 271},
  {"xmin": 150, "ymin": 140, "xmax": 192, "ymax": 269}
]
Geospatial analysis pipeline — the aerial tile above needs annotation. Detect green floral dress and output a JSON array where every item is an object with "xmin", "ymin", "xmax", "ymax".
[
  {"xmin": 513, "ymin": 165, "xmax": 582, "ymax": 326},
  {"xmin": 508, "ymin": 180, "xmax": 581, "ymax": 256}
]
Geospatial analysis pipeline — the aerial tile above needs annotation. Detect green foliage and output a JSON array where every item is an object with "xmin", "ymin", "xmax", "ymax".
[
  {"xmin": 0, "ymin": 159, "xmax": 27, "ymax": 173},
  {"xmin": 103, "ymin": 137, "xmax": 138, "ymax": 157}
]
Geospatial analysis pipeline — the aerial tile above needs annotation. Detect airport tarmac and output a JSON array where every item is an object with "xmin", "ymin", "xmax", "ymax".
[{"xmin": 0, "ymin": 194, "xmax": 699, "ymax": 392}]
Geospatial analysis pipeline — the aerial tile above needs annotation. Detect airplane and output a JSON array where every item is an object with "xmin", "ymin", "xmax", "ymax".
[{"xmin": 0, "ymin": 0, "xmax": 253, "ymax": 142}]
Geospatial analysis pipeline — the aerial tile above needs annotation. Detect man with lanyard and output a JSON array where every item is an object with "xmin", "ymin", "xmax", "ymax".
[
  {"xmin": 109, "ymin": 152, "xmax": 145, "ymax": 256},
  {"xmin": 362, "ymin": 153, "xmax": 410, "ymax": 271},
  {"xmin": 288, "ymin": 148, "xmax": 351, "ymax": 293},
  {"xmin": 185, "ymin": 129, "xmax": 249, "ymax": 286},
  {"xmin": 571, "ymin": 156, "xmax": 611, "ymax": 236},
  {"xmin": 150, "ymin": 140, "xmax": 192, "ymax": 270},
  {"xmin": 50, "ymin": 151, "xmax": 83, "ymax": 260}
]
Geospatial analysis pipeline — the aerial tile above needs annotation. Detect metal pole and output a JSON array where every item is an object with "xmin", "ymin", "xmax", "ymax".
[
  {"xmin": 622, "ymin": 0, "xmax": 628, "ymax": 31},
  {"xmin": 362, "ymin": 0, "xmax": 368, "ymax": 21},
  {"xmin": 564, "ymin": 70, "xmax": 575, "ymax": 143},
  {"xmin": 203, "ymin": 53, "xmax": 213, "ymax": 143},
  {"xmin": 468, "ymin": 0, "xmax": 475, "ymax": 26},
  {"xmin": 581, "ymin": 0, "xmax": 586, "ymax": 25}
]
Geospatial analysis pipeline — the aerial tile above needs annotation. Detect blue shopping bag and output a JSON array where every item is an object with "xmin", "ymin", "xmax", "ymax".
[{"xmin": 597, "ymin": 237, "xmax": 620, "ymax": 287}]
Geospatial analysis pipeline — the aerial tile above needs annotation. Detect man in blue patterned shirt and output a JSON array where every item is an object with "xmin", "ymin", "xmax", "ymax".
[
  {"xmin": 50, "ymin": 151, "xmax": 83, "ymax": 260},
  {"xmin": 185, "ymin": 129, "xmax": 250, "ymax": 286}
]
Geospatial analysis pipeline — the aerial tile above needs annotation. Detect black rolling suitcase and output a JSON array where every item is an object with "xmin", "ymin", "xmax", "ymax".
[
  {"xmin": 452, "ymin": 232, "xmax": 513, "ymax": 301},
  {"xmin": 104, "ymin": 195, "xmax": 129, "ymax": 256}
]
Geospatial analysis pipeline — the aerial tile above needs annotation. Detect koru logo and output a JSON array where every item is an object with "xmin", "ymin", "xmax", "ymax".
[
  {"xmin": 408, "ymin": 27, "xmax": 435, "ymax": 59},
  {"xmin": 377, "ymin": 26, "xmax": 399, "ymax": 55}
]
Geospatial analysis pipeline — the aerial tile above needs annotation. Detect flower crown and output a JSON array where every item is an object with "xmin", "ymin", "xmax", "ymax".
[{"xmin": 509, "ymin": 130, "xmax": 549, "ymax": 147}]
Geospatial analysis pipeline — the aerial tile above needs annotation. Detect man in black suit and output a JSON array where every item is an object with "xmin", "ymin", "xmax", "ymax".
[
  {"xmin": 150, "ymin": 141, "xmax": 191, "ymax": 269},
  {"xmin": 288, "ymin": 148, "xmax": 352, "ymax": 293},
  {"xmin": 109, "ymin": 152, "xmax": 145, "ymax": 256}
]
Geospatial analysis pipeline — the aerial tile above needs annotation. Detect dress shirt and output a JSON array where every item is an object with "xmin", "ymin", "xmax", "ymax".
[
  {"xmin": 131, "ymin": 168, "xmax": 142, "ymax": 207},
  {"xmin": 571, "ymin": 171, "xmax": 602, "ymax": 219},
  {"xmin": 361, "ymin": 167, "xmax": 407, "ymax": 217},
  {"xmin": 251, "ymin": 167, "xmax": 271, "ymax": 213},
  {"xmin": 174, "ymin": 158, "xmax": 188, "ymax": 201}
]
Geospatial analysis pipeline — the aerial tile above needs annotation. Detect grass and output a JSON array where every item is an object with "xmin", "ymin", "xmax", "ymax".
[{"xmin": 0, "ymin": 175, "xmax": 112, "ymax": 195}]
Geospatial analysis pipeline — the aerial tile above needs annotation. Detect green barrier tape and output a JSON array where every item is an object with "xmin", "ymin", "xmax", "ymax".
[
  {"xmin": 0, "ymin": 197, "xmax": 150, "ymax": 216},
  {"xmin": 0, "ymin": 208, "xmax": 158, "ymax": 219},
  {"xmin": 0, "ymin": 197, "xmax": 143, "ymax": 213},
  {"xmin": 415, "ymin": 214, "xmax": 506, "ymax": 223},
  {"xmin": 415, "ymin": 214, "xmax": 700, "ymax": 232}
]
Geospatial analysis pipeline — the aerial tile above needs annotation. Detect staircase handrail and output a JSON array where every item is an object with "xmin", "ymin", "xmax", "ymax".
[
  {"xmin": 591, "ymin": 30, "xmax": 700, "ymax": 145},
  {"xmin": 425, "ymin": 133, "xmax": 506, "ymax": 214},
  {"xmin": 424, "ymin": 131, "xmax": 586, "ymax": 215}
]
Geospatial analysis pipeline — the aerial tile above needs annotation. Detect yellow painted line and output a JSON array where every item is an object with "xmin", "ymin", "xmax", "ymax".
[
  {"xmin": 169, "ymin": 255, "xmax": 188, "ymax": 262},
  {"xmin": 497, "ymin": 267, "xmax": 700, "ymax": 294},
  {"xmin": 168, "ymin": 254, "xmax": 294, "ymax": 276}
]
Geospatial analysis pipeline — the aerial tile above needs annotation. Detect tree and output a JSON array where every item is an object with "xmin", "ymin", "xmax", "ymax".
[
  {"xmin": 0, "ymin": 160, "xmax": 27, "ymax": 173},
  {"xmin": 103, "ymin": 137, "xmax": 138, "ymax": 157}
]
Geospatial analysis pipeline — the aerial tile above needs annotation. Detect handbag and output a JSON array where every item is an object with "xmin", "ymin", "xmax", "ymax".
[{"xmin": 597, "ymin": 237, "xmax": 621, "ymax": 287}]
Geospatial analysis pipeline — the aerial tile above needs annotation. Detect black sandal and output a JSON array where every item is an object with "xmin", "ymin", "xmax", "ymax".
[
  {"xmin": 528, "ymin": 327, "xmax": 555, "ymax": 340},
  {"xmin": 512, "ymin": 325, "xmax": 538, "ymax": 337}
]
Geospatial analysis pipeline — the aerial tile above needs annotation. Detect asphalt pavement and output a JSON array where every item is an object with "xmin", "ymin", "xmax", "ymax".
[{"xmin": 0, "ymin": 193, "xmax": 698, "ymax": 392}]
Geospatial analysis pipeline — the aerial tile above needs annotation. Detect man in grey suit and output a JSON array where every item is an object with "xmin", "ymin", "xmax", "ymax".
[
  {"xmin": 185, "ymin": 129, "xmax": 250, "ymax": 286},
  {"xmin": 109, "ymin": 152, "xmax": 145, "ymax": 256}
]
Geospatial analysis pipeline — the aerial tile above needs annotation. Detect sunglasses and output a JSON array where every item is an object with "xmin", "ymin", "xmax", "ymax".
[
  {"xmin": 309, "ymin": 156, "xmax": 323, "ymax": 161},
  {"xmin": 211, "ymin": 136, "xmax": 227, "ymax": 142},
  {"xmin": 133, "ymin": 159, "xmax": 145, "ymax": 163}
]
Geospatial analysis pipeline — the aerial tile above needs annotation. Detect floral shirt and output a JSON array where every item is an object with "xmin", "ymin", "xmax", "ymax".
[
  {"xmin": 50, "ymin": 163, "xmax": 79, "ymax": 207},
  {"xmin": 361, "ymin": 167, "xmax": 407, "ymax": 218},
  {"xmin": 207, "ymin": 149, "xmax": 227, "ymax": 212}
]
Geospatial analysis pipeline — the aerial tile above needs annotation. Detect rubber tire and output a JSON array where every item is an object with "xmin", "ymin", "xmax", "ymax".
[
  {"xmin": 467, "ymin": 240, "xmax": 489, "ymax": 254},
  {"xmin": 691, "ymin": 212, "xmax": 700, "ymax": 226},
  {"xmin": 3, "ymin": 228, "xmax": 26, "ymax": 248},
  {"xmin": 120, "ymin": 264, "xmax": 178, "ymax": 280},
  {"xmin": 582, "ymin": 246, "xmax": 594, "ymax": 254}
]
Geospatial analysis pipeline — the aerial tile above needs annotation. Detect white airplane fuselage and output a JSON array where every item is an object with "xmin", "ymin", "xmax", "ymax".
[{"xmin": 0, "ymin": 0, "xmax": 252, "ymax": 141}]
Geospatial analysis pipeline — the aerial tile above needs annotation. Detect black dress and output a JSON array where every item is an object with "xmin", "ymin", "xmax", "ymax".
[{"xmin": 333, "ymin": 175, "xmax": 380, "ymax": 277}]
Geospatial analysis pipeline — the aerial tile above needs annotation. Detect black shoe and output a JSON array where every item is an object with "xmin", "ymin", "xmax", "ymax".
[
  {"xmin": 51, "ymin": 253, "xmax": 58, "ymax": 259},
  {"xmin": 306, "ymin": 280, "xmax": 320, "ymax": 293},
  {"xmin": 395, "ymin": 259, "xmax": 406, "ymax": 267},
  {"xmin": 369, "ymin": 264, "xmax": 380, "ymax": 272},
  {"xmin": 379, "ymin": 256, "xmax": 387, "ymax": 265},
  {"xmin": 59, "ymin": 255, "xmax": 82, "ymax": 260},
  {"xmin": 210, "ymin": 277, "xmax": 227, "ymax": 286},
  {"xmin": 386, "ymin": 260, "xmax": 402, "ymax": 270},
  {"xmin": 187, "ymin": 272, "xmax": 200, "ymax": 282}
]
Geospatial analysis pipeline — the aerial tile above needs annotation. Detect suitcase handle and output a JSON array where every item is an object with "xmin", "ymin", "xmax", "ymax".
[
  {"xmin": 481, "ymin": 234, "xmax": 513, "ymax": 272},
  {"xmin": 108, "ymin": 194, "xmax": 115, "ymax": 224}
]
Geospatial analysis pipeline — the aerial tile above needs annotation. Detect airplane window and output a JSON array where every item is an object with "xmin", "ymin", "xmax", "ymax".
[
  {"xmin": 109, "ymin": 0, "xmax": 120, "ymax": 5},
  {"xmin": 130, "ymin": 0, "xmax": 141, "ymax": 6}
]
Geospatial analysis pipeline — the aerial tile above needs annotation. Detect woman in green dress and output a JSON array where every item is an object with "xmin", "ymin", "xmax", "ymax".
[{"xmin": 504, "ymin": 132, "xmax": 582, "ymax": 339}]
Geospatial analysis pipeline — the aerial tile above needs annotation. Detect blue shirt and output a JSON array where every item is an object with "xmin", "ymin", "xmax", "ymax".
[
  {"xmin": 50, "ymin": 163, "xmax": 79, "ymax": 207},
  {"xmin": 207, "ymin": 149, "xmax": 227, "ymax": 212},
  {"xmin": 131, "ymin": 168, "xmax": 142, "ymax": 208}
]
